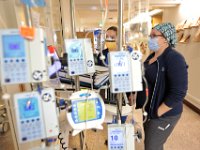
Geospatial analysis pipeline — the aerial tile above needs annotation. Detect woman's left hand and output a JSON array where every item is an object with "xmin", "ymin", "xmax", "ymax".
[{"xmin": 157, "ymin": 103, "xmax": 172, "ymax": 117}]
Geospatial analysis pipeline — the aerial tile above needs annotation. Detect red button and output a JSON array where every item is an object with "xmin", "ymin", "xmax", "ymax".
[{"xmin": 48, "ymin": 46, "xmax": 55, "ymax": 54}]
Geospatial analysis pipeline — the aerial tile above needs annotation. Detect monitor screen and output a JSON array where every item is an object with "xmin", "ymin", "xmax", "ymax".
[
  {"xmin": 77, "ymin": 99, "xmax": 97, "ymax": 122},
  {"xmin": 2, "ymin": 34, "xmax": 25, "ymax": 58},
  {"xmin": 111, "ymin": 53, "xmax": 129, "ymax": 74},
  {"xmin": 68, "ymin": 40, "xmax": 83, "ymax": 60},
  {"xmin": 18, "ymin": 97, "xmax": 40, "ymax": 119}
]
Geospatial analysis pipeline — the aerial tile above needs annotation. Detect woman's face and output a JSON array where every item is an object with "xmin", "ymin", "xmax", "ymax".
[
  {"xmin": 148, "ymin": 29, "xmax": 168, "ymax": 52},
  {"xmin": 150, "ymin": 29, "xmax": 167, "ymax": 46},
  {"xmin": 105, "ymin": 30, "xmax": 117, "ymax": 51},
  {"xmin": 106, "ymin": 30, "xmax": 117, "ymax": 41}
]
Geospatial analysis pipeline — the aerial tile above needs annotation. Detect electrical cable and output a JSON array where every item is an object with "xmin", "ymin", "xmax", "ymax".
[
  {"xmin": 82, "ymin": 89, "xmax": 93, "ymax": 150},
  {"xmin": 128, "ymin": 91, "xmax": 143, "ymax": 140},
  {"xmin": 99, "ymin": 31, "xmax": 109, "ymax": 67},
  {"xmin": 57, "ymin": 109, "xmax": 72, "ymax": 150},
  {"xmin": 90, "ymin": 74, "xmax": 94, "ymax": 91},
  {"xmin": 99, "ymin": 0, "xmax": 109, "ymax": 67},
  {"xmin": 58, "ymin": 0, "xmax": 65, "ymax": 47},
  {"xmin": 130, "ymin": 41, "xmax": 149, "ymax": 123},
  {"xmin": 141, "ymin": 63, "xmax": 149, "ymax": 123},
  {"xmin": 82, "ymin": 89, "xmax": 105, "ymax": 149},
  {"xmin": 81, "ymin": 94, "xmax": 89, "ymax": 150},
  {"xmin": 58, "ymin": 133, "xmax": 68, "ymax": 150}
]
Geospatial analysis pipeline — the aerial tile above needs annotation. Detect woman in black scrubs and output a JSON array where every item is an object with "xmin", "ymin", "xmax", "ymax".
[{"xmin": 136, "ymin": 23, "xmax": 188, "ymax": 150}]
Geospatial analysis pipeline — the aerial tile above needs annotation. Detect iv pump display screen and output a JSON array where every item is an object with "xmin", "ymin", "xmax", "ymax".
[
  {"xmin": 112, "ymin": 54, "xmax": 129, "ymax": 74},
  {"xmin": 2, "ymin": 34, "xmax": 25, "ymax": 58},
  {"xmin": 68, "ymin": 41, "xmax": 83, "ymax": 59},
  {"xmin": 77, "ymin": 100, "xmax": 96, "ymax": 122},
  {"xmin": 109, "ymin": 129, "xmax": 124, "ymax": 146},
  {"xmin": 18, "ymin": 97, "xmax": 40, "ymax": 119}
]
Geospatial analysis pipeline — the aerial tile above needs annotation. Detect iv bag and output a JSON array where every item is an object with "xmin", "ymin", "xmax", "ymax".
[
  {"xmin": 125, "ymin": 0, "xmax": 151, "ymax": 43},
  {"xmin": 95, "ymin": 30, "xmax": 106, "ymax": 52},
  {"xmin": 129, "ymin": 0, "xmax": 149, "ymax": 17}
]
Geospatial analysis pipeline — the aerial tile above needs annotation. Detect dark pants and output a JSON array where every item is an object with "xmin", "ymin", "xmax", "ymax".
[{"xmin": 144, "ymin": 114, "xmax": 181, "ymax": 150}]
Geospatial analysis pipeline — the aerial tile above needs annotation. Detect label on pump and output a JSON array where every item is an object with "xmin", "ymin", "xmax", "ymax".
[{"xmin": 20, "ymin": 27, "xmax": 35, "ymax": 40}]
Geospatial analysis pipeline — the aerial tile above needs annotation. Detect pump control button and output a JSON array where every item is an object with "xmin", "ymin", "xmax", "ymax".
[
  {"xmin": 22, "ymin": 137, "xmax": 27, "ymax": 141},
  {"xmin": 5, "ymin": 78, "xmax": 10, "ymax": 83}
]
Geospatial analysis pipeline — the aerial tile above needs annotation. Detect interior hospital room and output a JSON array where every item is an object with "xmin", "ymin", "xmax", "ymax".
[{"xmin": 0, "ymin": 0, "xmax": 200, "ymax": 150}]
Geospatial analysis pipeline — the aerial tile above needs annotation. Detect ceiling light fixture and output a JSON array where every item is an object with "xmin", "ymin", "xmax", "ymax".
[
  {"xmin": 91, "ymin": 6, "xmax": 98, "ymax": 10},
  {"xmin": 148, "ymin": 9, "xmax": 163, "ymax": 16}
]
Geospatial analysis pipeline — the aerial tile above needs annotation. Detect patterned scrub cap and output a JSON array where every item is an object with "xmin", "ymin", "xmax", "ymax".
[{"xmin": 153, "ymin": 23, "xmax": 177, "ymax": 47}]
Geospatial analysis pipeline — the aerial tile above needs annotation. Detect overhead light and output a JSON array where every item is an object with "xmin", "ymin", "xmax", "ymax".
[
  {"xmin": 123, "ymin": 9, "xmax": 162, "ymax": 28},
  {"xmin": 148, "ymin": 9, "xmax": 163, "ymax": 16},
  {"xmin": 123, "ymin": 13, "xmax": 151, "ymax": 28},
  {"xmin": 91, "ymin": 6, "xmax": 98, "ymax": 10},
  {"xmin": 150, "ymin": 0, "xmax": 183, "ymax": 6}
]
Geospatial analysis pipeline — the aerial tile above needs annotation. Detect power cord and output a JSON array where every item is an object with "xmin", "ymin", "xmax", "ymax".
[
  {"xmin": 141, "ymin": 63, "xmax": 149, "ymax": 123},
  {"xmin": 58, "ymin": 133, "xmax": 68, "ymax": 150}
]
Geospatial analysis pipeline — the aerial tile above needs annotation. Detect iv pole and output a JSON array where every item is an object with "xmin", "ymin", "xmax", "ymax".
[
  {"xmin": 117, "ymin": 0, "xmax": 123, "ymax": 51},
  {"xmin": 4, "ymin": 3, "xmax": 33, "ymax": 150},
  {"xmin": 117, "ymin": 0, "xmax": 123, "ymax": 124},
  {"xmin": 69, "ymin": 0, "xmax": 84, "ymax": 149},
  {"xmin": 69, "ymin": 0, "xmax": 80, "ymax": 92}
]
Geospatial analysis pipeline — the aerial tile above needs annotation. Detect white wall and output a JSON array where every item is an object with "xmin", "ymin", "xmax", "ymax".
[{"xmin": 162, "ymin": 0, "xmax": 200, "ymax": 109}]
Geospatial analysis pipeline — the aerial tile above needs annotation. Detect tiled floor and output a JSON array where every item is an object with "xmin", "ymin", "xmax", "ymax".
[{"xmin": 0, "ymin": 104, "xmax": 199, "ymax": 150}]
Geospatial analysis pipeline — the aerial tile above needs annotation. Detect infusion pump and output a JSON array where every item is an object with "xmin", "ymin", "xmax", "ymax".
[
  {"xmin": 66, "ymin": 90, "xmax": 105, "ymax": 136},
  {"xmin": 109, "ymin": 51, "xmax": 143, "ymax": 93},
  {"xmin": 65, "ymin": 38, "xmax": 95, "ymax": 76},
  {"xmin": 13, "ymin": 88, "xmax": 59, "ymax": 143},
  {"xmin": 108, "ymin": 124, "xmax": 135, "ymax": 150},
  {"xmin": 0, "ymin": 28, "xmax": 48, "ymax": 85}
]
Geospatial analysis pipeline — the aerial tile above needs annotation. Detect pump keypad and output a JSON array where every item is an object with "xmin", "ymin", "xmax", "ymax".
[
  {"xmin": 69, "ymin": 59, "xmax": 86, "ymax": 75},
  {"xmin": 113, "ymin": 73, "xmax": 131, "ymax": 92},
  {"xmin": 20, "ymin": 118, "xmax": 43, "ymax": 141},
  {"xmin": 3, "ymin": 58, "xmax": 28, "ymax": 84}
]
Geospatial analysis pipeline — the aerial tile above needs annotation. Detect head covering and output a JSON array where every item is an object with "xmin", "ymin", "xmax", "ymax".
[{"xmin": 153, "ymin": 23, "xmax": 177, "ymax": 47}]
